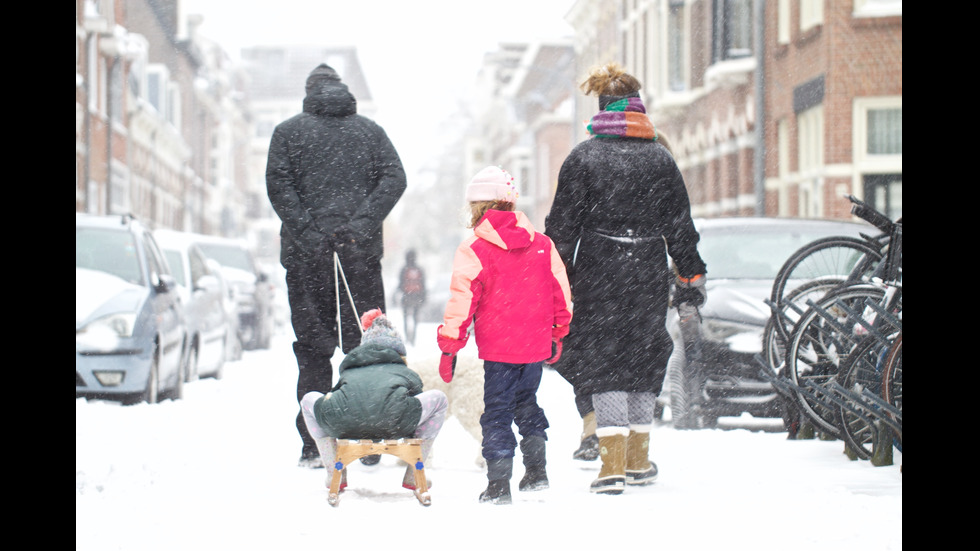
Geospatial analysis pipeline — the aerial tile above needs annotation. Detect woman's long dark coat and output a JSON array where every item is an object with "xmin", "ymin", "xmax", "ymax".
[{"xmin": 544, "ymin": 136, "xmax": 706, "ymax": 397}]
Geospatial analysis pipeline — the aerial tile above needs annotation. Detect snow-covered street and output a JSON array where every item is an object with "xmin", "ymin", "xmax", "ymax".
[{"xmin": 76, "ymin": 321, "xmax": 902, "ymax": 550}]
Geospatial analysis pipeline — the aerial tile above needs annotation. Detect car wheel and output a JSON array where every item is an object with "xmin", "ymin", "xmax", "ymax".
[
  {"xmin": 230, "ymin": 332, "xmax": 243, "ymax": 361},
  {"xmin": 241, "ymin": 323, "xmax": 256, "ymax": 351},
  {"xmin": 169, "ymin": 344, "xmax": 186, "ymax": 401},
  {"xmin": 186, "ymin": 341, "xmax": 200, "ymax": 382},
  {"xmin": 141, "ymin": 350, "xmax": 161, "ymax": 405},
  {"xmin": 211, "ymin": 355, "xmax": 225, "ymax": 380},
  {"xmin": 259, "ymin": 317, "xmax": 273, "ymax": 349}
]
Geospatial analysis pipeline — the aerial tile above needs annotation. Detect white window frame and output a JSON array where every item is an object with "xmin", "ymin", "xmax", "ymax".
[
  {"xmin": 853, "ymin": 0, "xmax": 902, "ymax": 17},
  {"xmin": 852, "ymin": 96, "xmax": 902, "ymax": 169},
  {"xmin": 852, "ymin": 96, "xmax": 902, "ymax": 201},
  {"xmin": 777, "ymin": 118, "xmax": 790, "ymax": 215},
  {"xmin": 146, "ymin": 64, "xmax": 170, "ymax": 117},
  {"xmin": 797, "ymin": 104, "xmax": 824, "ymax": 217},
  {"xmin": 800, "ymin": 0, "xmax": 824, "ymax": 32},
  {"xmin": 777, "ymin": 0, "xmax": 791, "ymax": 44},
  {"xmin": 667, "ymin": 0, "xmax": 689, "ymax": 92}
]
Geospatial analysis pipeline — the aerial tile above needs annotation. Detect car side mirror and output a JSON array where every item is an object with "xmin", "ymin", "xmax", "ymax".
[{"xmin": 156, "ymin": 273, "xmax": 177, "ymax": 293}]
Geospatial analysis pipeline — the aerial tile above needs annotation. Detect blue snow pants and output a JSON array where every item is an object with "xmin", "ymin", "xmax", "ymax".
[{"xmin": 480, "ymin": 360, "xmax": 550, "ymax": 461}]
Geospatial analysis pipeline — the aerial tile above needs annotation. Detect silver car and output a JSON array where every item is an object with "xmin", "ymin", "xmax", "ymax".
[
  {"xmin": 663, "ymin": 217, "xmax": 876, "ymax": 429},
  {"xmin": 76, "ymin": 214, "xmax": 187, "ymax": 404}
]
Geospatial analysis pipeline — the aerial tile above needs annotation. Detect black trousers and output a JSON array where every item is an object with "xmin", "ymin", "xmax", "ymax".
[{"xmin": 285, "ymin": 248, "xmax": 386, "ymax": 459}]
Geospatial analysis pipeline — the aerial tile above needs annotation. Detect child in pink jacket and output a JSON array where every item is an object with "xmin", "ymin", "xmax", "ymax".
[{"xmin": 437, "ymin": 166, "xmax": 573, "ymax": 504}]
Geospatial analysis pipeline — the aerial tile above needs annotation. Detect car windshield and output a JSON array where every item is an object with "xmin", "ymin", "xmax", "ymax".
[
  {"xmin": 697, "ymin": 225, "xmax": 861, "ymax": 280},
  {"xmin": 197, "ymin": 243, "xmax": 253, "ymax": 272},
  {"xmin": 162, "ymin": 250, "xmax": 186, "ymax": 287},
  {"xmin": 76, "ymin": 227, "xmax": 143, "ymax": 285}
]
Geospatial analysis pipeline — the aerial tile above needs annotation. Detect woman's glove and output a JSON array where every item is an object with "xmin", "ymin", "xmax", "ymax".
[{"xmin": 674, "ymin": 274, "xmax": 707, "ymax": 307}]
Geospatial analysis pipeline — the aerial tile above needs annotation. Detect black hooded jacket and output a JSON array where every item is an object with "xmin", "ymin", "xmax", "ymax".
[{"xmin": 266, "ymin": 78, "xmax": 407, "ymax": 266}]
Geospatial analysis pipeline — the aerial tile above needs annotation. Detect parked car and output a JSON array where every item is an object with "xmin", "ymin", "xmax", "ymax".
[
  {"xmin": 662, "ymin": 217, "xmax": 875, "ymax": 429},
  {"xmin": 192, "ymin": 235, "xmax": 276, "ymax": 350},
  {"xmin": 154, "ymin": 230, "xmax": 230, "ymax": 380},
  {"xmin": 76, "ymin": 214, "xmax": 187, "ymax": 404},
  {"xmin": 213, "ymin": 266, "xmax": 243, "ymax": 362}
]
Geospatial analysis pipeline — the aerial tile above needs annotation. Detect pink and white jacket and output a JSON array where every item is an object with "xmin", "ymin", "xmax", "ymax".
[{"xmin": 438, "ymin": 210, "xmax": 573, "ymax": 363}]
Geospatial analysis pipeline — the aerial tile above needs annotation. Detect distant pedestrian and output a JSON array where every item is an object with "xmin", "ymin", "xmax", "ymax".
[
  {"xmin": 437, "ymin": 166, "xmax": 573, "ymax": 504},
  {"xmin": 266, "ymin": 63, "xmax": 407, "ymax": 468},
  {"xmin": 545, "ymin": 62, "xmax": 707, "ymax": 494},
  {"xmin": 397, "ymin": 249, "xmax": 426, "ymax": 345}
]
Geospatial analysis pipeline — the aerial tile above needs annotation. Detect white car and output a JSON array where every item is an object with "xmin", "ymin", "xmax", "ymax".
[
  {"xmin": 155, "ymin": 230, "xmax": 233, "ymax": 379},
  {"xmin": 192, "ymin": 235, "xmax": 276, "ymax": 351}
]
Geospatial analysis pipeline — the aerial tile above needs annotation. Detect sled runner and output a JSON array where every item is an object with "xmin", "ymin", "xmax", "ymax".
[{"xmin": 328, "ymin": 438, "xmax": 431, "ymax": 507}]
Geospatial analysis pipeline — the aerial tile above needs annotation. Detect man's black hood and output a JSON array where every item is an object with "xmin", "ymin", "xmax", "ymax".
[{"xmin": 303, "ymin": 80, "xmax": 357, "ymax": 117}]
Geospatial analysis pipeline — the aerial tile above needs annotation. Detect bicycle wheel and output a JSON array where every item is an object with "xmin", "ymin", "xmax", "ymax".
[
  {"xmin": 881, "ymin": 332, "xmax": 902, "ymax": 450},
  {"xmin": 882, "ymin": 331, "xmax": 902, "ymax": 415},
  {"xmin": 763, "ymin": 277, "xmax": 854, "ymax": 375},
  {"xmin": 785, "ymin": 284, "xmax": 888, "ymax": 436},
  {"xmin": 770, "ymin": 236, "xmax": 884, "ymax": 343},
  {"xmin": 836, "ymin": 334, "xmax": 891, "ymax": 460}
]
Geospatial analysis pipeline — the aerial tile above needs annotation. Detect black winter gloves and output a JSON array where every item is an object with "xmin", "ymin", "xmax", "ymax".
[{"xmin": 674, "ymin": 274, "xmax": 707, "ymax": 308}]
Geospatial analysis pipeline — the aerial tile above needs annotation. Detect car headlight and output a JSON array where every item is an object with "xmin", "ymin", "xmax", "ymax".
[
  {"xmin": 81, "ymin": 312, "xmax": 137, "ymax": 338},
  {"xmin": 77, "ymin": 312, "xmax": 138, "ymax": 350},
  {"xmin": 701, "ymin": 318, "xmax": 764, "ymax": 354}
]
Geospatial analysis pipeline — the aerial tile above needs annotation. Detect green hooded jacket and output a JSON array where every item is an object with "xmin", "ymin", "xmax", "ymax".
[{"xmin": 312, "ymin": 343, "xmax": 423, "ymax": 439}]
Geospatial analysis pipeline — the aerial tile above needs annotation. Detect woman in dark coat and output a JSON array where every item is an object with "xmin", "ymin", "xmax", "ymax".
[{"xmin": 544, "ymin": 63, "xmax": 707, "ymax": 494}]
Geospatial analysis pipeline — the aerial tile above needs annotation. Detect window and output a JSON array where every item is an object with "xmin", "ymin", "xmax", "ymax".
[
  {"xmin": 854, "ymin": 0, "xmax": 902, "ymax": 17},
  {"xmin": 167, "ymin": 82, "xmax": 182, "ymax": 131},
  {"xmin": 864, "ymin": 174, "xmax": 902, "ymax": 221},
  {"xmin": 777, "ymin": 118, "xmax": 790, "ymax": 215},
  {"xmin": 146, "ymin": 64, "xmax": 169, "ymax": 116},
  {"xmin": 798, "ymin": 105, "xmax": 824, "ymax": 217},
  {"xmin": 800, "ymin": 0, "xmax": 823, "ymax": 32},
  {"xmin": 777, "ymin": 0, "xmax": 790, "ymax": 44},
  {"xmin": 668, "ymin": 1, "xmax": 686, "ymax": 91},
  {"xmin": 867, "ymin": 108, "xmax": 902, "ymax": 155},
  {"xmin": 713, "ymin": 0, "xmax": 753, "ymax": 62},
  {"xmin": 853, "ymin": 97, "xmax": 902, "ymax": 221}
]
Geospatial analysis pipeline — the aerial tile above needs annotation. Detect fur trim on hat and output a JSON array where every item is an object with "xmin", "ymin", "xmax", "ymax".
[{"xmin": 465, "ymin": 166, "xmax": 520, "ymax": 203}]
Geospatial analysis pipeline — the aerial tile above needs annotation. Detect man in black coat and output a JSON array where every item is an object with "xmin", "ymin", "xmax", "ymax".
[{"xmin": 266, "ymin": 63, "xmax": 407, "ymax": 467}]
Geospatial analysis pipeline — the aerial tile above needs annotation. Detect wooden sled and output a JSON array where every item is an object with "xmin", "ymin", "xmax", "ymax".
[{"xmin": 328, "ymin": 438, "xmax": 431, "ymax": 507}]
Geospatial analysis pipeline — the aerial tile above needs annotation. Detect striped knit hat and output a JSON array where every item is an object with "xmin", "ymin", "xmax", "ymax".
[{"xmin": 359, "ymin": 309, "xmax": 406, "ymax": 355}]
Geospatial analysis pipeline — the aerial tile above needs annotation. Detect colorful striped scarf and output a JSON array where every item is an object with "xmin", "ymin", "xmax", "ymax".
[{"xmin": 586, "ymin": 97, "xmax": 657, "ymax": 140}]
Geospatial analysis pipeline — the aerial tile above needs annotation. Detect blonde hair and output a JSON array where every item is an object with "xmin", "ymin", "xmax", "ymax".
[
  {"xmin": 580, "ymin": 62, "xmax": 642, "ymax": 97},
  {"xmin": 467, "ymin": 200, "xmax": 515, "ymax": 228}
]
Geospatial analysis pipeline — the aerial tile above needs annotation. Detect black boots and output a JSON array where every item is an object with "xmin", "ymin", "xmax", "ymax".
[
  {"xmin": 573, "ymin": 412, "xmax": 599, "ymax": 461},
  {"xmin": 479, "ymin": 480, "xmax": 512, "ymax": 504},
  {"xmin": 518, "ymin": 436, "xmax": 549, "ymax": 491},
  {"xmin": 573, "ymin": 434, "xmax": 600, "ymax": 461},
  {"xmin": 480, "ymin": 457, "xmax": 513, "ymax": 504}
]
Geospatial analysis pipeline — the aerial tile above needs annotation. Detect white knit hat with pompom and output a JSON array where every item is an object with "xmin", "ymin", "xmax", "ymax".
[{"xmin": 465, "ymin": 166, "xmax": 520, "ymax": 203}]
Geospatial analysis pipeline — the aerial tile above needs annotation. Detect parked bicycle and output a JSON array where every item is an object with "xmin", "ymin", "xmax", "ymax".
[{"xmin": 759, "ymin": 195, "xmax": 901, "ymax": 463}]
